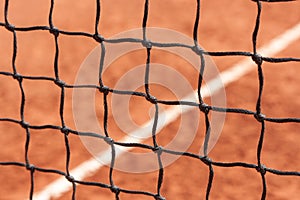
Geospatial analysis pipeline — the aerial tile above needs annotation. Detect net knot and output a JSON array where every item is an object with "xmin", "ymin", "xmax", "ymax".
[
  {"xmin": 146, "ymin": 94, "xmax": 157, "ymax": 104},
  {"xmin": 13, "ymin": 73, "xmax": 23, "ymax": 82},
  {"xmin": 61, "ymin": 126, "xmax": 70, "ymax": 135},
  {"xmin": 26, "ymin": 164, "xmax": 35, "ymax": 171},
  {"xmin": 20, "ymin": 121, "xmax": 29, "ymax": 129},
  {"xmin": 104, "ymin": 136, "xmax": 114, "ymax": 145},
  {"xmin": 93, "ymin": 34, "xmax": 104, "ymax": 43},
  {"xmin": 199, "ymin": 103, "xmax": 210, "ymax": 114},
  {"xmin": 65, "ymin": 175, "xmax": 75, "ymax": 182},
  {"xmin": 256, "ymin": 164, "xmax": 266, "ymax": 175},
  {"xmin": 110, "ymin": 186, "xmax": 120, "ymax": 194},
  {"xmin": 49, "ymin": 27, "xmax": 59, "ymax": 37},
  {"xmin": 252, "ymin": 53, "xmax": 263, "ymax": 65},
  {"xmin": 142, "ymin": 40, "xmax": 152, "ymax": 49},
  {"xmin": 192, "ymin": 45, "xmax": 203, "ymax": 55},
  {"xmin": 153, "ymin": 146, "xmax": 163, "ymax": 155},
  {"xmin": 5, "ymin": 23, "xmax": 15, "ymax": 32},
  {"xmin": 155, "ymin": 194, "xmax": 166, "ymax": 200},
  {"xmin": 201, "ymin": 156, "xmax": 212, "ymax": 165},
  {"xmin": 99, "ymin": 85, "xmax": 110, "ymax": 95},
  {"xmin": 254, "ymin": 113, "xmax": 265, "ymax": 122},
  {"xmin": 54, "ymin": 79, "xmax": 65, "ymax": 87}
]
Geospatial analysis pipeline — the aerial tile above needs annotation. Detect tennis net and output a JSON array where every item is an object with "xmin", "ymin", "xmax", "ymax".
[{"xmin": 0, "ymin": 0, "xmax": 300, "ymax": 199}]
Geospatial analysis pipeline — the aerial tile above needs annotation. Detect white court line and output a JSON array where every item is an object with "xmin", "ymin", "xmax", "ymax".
[{"xmin": 33, "ymin": 22, "xmax": 300, "ymax": 200}]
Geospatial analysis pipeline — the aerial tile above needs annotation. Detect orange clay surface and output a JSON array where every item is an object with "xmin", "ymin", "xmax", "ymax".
[{"xmin": 0, "ymin": 0, "xmax": 300, "ymax": 199}]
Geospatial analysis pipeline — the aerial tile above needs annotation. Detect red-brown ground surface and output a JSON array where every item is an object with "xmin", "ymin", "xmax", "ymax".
[{"xmin": 0, "ymin": 0, "xmax": 300, "ymax": 199}]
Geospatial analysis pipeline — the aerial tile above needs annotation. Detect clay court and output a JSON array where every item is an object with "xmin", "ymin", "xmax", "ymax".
[{"xmin": 0, "ymin": 0, "xmax": 300, "ymax": 199}]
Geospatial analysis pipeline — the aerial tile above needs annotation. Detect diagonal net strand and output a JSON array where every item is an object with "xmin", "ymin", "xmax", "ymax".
[{"xmin": 0, "ymin": 0, "xmax": 300, "ymax": 199}]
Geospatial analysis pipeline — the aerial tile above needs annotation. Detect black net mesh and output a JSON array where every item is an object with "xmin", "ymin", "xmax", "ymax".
[{"xmin": 0, "ymin": 0, "xmax": 300, "ymax": 199}]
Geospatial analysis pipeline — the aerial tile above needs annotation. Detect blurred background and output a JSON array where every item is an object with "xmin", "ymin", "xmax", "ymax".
[{"xmin": 0, "ymin": 0, "xmax": 300, "ymax": 199}]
